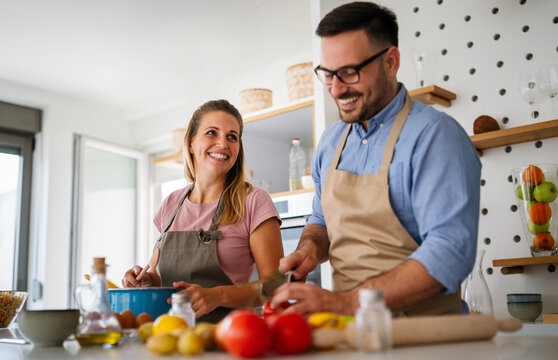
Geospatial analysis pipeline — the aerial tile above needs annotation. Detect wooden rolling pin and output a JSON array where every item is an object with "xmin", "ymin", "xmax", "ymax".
[{"xmin": 313, "ymin": 314, "xmax": 522, "ymax": 349}]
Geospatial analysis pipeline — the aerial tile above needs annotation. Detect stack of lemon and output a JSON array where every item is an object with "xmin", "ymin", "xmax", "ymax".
[{"xmin": 140, "ymin": 314, "xmax": 214, "ymax": 356}]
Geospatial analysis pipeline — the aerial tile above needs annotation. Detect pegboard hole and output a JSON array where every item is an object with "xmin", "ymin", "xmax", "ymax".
[
  {"xmin": 469, "ymin": 68, "xmax": 476, "ymax": 75},
  {"xmin": 472, "ymin": 95, "xmax": 478, "ymax": 102},
  {"xmin": 522, "ymin": 25, "xmax": 530, "ymax": 33},
  {"xmin": 413, "ymin": 7, "xmax": 419, "ymax": 13},
  {"xmin": 502, "ymin": 117, "xmax": 509, "ymax": 124},
  {"xmin": 492, "ymin": 8, "xmax": 499, "ymax": 15},
  {"xmin": 484, "ymin": 237, "xmax": 491, "ymax": 245},
  {"xmin": 532, "ymin": 111, "xmax": 539, "ymax": 119},
  {"xmin": 497, "ymin": 61, "xmax": 504, "ymax": 68},
  {"xmin": 486, "ymin": 268, "xmax": 493, "ymax": 275},
  {"xmin": 548, "ymin": 264, "xmax": 556, "ymax": 273},
  {"xmin": 415, "ymin": 31, "xmax": 421, "ymax": 37},
  {"xmin": 437, "ymin": 0, "xmax": 443, "ymax": 4},
  {"xmin": 481, "ymin": 208, "xmax": 488, "ymax": 215},
  {"xmin": 439, "ymin": 23, "xmax": 445, "ymax": 30},
  {"xmin": 481, "ymin": 179, "xmax": 486, "ymax": 186},
  {"xmin": 467, "ymin": 41, "xmax": 474, "ymax": 48},
  {"xmin": 526, "ymin": 53, "xmax": 533, "ymax": 60},
  {"xmin": 443, "ymin": 75, "xmax": 449, "ymax": 81},
  {"xmin": 510, "ymin": 204, "xmax": 518, "ymax": 212},
  {"xmin": 505, "ymin": 145, "xmax": 512, "ymax": 153},
  {"xmin": 507, "ymin": 175, "xmax": 513, "ymax": 183},
  {"xmin": 553, "ymin": 16, "xmax": 558, "ymax": 24},
  {"xmin": 535, "ymin": 140, "xmax": 543, "ymax": 148},
  {"xmin": 499, "ymin": 89, "xmax": 507, "ymax": 96},
  {"xmin": 493, "ymin": 33, "xmax": 501, "ymax": 41},
  {"xmin": 513, "ymin": 235, "xmax": 521, "ymax": 243},
  {"xmin": 441, "ymin": 48, "xmax": 448, "ymax": 55},
  {"xmin": 519, "ymin": 0, "xmax": 526, "ymax": 5},
  {"xmin": 464, "ymin": 15, "xmax": 471, "ymax": 22}
]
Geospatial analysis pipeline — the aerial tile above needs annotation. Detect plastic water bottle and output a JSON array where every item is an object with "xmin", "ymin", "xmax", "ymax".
[
  {"xmin": 289, "ymin": 138, "xmax": 306, "ymax": 191},
  {"xmin": 355, "ymin": 289, "xmax": 392, "ymax": 352}
]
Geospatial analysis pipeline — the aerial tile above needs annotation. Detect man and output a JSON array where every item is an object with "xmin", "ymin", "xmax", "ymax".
[{"xmin": 272, "ymin": 2, "xmax": 481, "ymax": 316}]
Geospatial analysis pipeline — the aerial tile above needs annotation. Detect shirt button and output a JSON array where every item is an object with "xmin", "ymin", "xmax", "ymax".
[
  {"xmin": 362, "ymin": 139, "xmax": 368, "ymax": 144},
  {"xmin": 379, "ymin": 123, "xmax": 384, "ymax": 127}
]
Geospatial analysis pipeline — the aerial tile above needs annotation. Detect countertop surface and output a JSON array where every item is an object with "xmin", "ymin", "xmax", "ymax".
[{"xmin": 1, "ymin": 325, "xmax": 558, "ymax": 360}]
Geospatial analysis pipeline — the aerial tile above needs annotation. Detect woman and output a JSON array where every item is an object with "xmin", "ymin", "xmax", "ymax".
[{"xmin": 122, "ymin": 99, "xmax": 283, "ymax": 323}]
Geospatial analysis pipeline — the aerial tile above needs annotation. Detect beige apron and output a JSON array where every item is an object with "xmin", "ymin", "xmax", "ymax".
[
  {"xmin": 154, "ymin": 185, "xmax": 233, "ymax": 323},
  {"xmin": 322, "ymin": 93, "xmax": 461, "ymax": 316}
]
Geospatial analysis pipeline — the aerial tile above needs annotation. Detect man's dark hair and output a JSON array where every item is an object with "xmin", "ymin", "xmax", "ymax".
[{"xmin": 316, "ymin": 1, "xmax": 398, "ymax": 48}]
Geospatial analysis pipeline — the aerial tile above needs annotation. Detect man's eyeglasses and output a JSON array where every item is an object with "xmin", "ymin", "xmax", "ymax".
[{"xmin": 314, "ymin": 48, "xmax": 389, "ymax": 85}]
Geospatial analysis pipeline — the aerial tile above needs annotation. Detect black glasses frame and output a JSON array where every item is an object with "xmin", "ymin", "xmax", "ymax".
[{"xmin": 313, "ymin": 48, "xmax": 390, "ymax": 85}]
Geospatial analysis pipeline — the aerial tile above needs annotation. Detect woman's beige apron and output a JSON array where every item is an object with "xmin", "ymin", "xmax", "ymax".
[
  {"xmin": 154, "ymin": 185, "xmax": 233, "ymax": 323},
  {"xmin": 322, "ymin": 93, "xmax": 461, "ymax": 316}
]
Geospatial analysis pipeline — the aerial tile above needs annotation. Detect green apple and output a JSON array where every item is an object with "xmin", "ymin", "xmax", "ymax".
[
  {"xmin": 533, "ymin": 181, "xmax": 558, "ymax": 203},
  {"xmin": 516, "ymin": 184, "xmax": 534, "ymax": 200},
  {"xmin": 527, "ymin": 220, "xmax": 550, "ymax": 235}
]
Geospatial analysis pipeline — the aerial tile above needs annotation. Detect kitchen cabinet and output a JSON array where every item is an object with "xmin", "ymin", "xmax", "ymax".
[{"xmin": 153, "ymin": 97, "xmax": 316, "ymax": 196}]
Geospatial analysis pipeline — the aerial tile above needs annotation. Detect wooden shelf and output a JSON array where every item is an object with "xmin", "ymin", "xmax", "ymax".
[
  {"xmin": 409, "ymin": 85, "xmax": 456, "ymax": 108},
  {"xmin": 152, "ymin": 152, "xmax": 183, "ymax": 169},
  {"xmin": 492, "ymin": 255, "xmax": 558, "ymax": 275},
  {"xmin": 470, "ymin": 119, "xmax": 558, "ymax": 155}
]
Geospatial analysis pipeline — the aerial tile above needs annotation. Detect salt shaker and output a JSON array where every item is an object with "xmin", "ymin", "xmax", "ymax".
[
  {"xmin": 355, "ymin": 288, "xmax": 392, "ymax": 352},
  {"xmin": 168, "ymin": 292, "xmax": 196, "ymax": 328}
]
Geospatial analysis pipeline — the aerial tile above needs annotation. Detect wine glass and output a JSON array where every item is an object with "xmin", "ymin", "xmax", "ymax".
[
  {"xmin": 539, "ymin": 64, "xmax": 558, "ymax": 117},
  {"xmin": 518, "ymin": 73, "xmax": 543, "ymax": 121}
]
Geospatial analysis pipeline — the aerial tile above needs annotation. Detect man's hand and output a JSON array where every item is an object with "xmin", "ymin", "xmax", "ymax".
[
  {"xmin": 278, "ymin": 250, "xmax": 318, "ymax": 282},
  {"xmin": 271, "ymin": 282, "xmax": 356, "ymax": 316}
]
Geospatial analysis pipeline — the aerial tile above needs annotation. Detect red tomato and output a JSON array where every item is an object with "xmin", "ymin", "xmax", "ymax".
[
  {"xmin": 269, "ymin": 312, "xmax": 312, "ymax": 355},
  {"xmin": 218, "ymin": 310, "xmax": 271, "ymax": 358},
  {"xmin": 262, "ymin": 300, "xmax": 291, "ymax": 319}
]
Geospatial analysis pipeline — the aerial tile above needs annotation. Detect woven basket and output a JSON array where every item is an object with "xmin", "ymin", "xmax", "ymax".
[
  {"xmin": 286, "ymin": 62, "xmax": 314, "ymax": 102},
  {"xmin": 238, "ymin": 88, "xmax": 272, "ymax": 114},
  {"xmin": 172, "ymin": 128, "xmax": 186, "ymax": 154}
]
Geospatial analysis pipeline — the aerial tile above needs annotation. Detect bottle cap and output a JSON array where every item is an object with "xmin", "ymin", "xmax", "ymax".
[
  {"xmin": 292, "ymin": 138, "xmax": 300, "ymax": 142},
  {"xmin": 358, "ymin": 288, "xmax": 383, "ymax": 302},
  {"xmin": 172, "ymin": 292, "xmax": 191, "ymax": 303}
]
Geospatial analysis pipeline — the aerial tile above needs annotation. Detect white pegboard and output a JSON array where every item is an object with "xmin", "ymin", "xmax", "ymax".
[{"xmin": 376, "ymin": 0, "xmax": 558, "ymax": 320}]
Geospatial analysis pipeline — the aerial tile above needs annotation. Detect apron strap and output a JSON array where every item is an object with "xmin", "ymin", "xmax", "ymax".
[
  {"xmin": 331, "ymin": 124, "xmax": 352, "ymax": 170},
  {"xmin": 379, "ymin": 93, "xmax": 413, "ymax": 174},
  {"xmin": 162, "ymin": 184, "xmax": 194, "ymax": 233}
]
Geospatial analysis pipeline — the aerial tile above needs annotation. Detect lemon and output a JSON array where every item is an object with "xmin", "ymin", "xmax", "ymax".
[
  {"xmin": 147, "ymin": 333, "xmax": 177, "ymax": 355},
  {"xmin": 138, "ymin": 322, "xmax": 153, "ymax": 342},
  {"xmin": 177, "ymin": 330, "xmax": 204, "ymax": 356},
  {"xmin": 152, "ymin": 314, "xmax": 188, "ymax": 335}
]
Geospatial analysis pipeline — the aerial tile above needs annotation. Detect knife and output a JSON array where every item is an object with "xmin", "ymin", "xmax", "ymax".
[{"xmin": 259, "ymin": 270, "xmax": 294, "ymax": 300}]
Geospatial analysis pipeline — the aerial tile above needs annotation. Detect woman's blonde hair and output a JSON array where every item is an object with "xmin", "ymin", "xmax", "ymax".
[{"xmin": 183, "ymin": 99, "xmax": 252, "ymax": 225}]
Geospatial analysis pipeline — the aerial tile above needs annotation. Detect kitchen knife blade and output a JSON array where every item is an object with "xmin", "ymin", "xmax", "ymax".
[{"xmin": 260, "ymin": 270, "xmax": 293, "ymax": 300}]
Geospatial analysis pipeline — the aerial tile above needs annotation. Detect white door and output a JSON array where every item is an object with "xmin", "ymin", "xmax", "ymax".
[{"xmin": 70, "ymin": 135, "xmax": 148, "ymax": 302}]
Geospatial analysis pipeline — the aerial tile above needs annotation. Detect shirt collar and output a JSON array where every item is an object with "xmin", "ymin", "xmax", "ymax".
[{"xmin": 353, "ymin": 83, "xmax": 407, "ymax": 134}]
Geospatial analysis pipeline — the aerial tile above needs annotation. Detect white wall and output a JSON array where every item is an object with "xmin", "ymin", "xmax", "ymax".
[{"xmin": 0, "ymin": 79, "xmax": 134, "ymax": 309}]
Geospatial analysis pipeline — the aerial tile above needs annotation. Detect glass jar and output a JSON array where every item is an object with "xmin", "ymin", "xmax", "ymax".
[
  {"xmin": 168, "ymin": 292, "xmax": 196, "ymax": 328},
  {"xmin": 74, "ymin": 257, "xmax": 122, "ymax": 346},
  {"xmin": 355, "ymin": 289, "xmax": 392, "ymax": 352},
  {"xmin": 462, "ymin": 249, "xmax": 494, "ymax": 315}
]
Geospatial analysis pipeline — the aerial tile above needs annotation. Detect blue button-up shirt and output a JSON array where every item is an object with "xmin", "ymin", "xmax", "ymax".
[{"xmin": 308, "ymin": 85, "xmax": 481, "ymax": 294}]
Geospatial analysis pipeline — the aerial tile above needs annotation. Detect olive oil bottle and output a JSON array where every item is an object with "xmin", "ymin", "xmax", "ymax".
[{"xmin": 75, "ymin": 257, "xmax": 123, "ymax": 346}]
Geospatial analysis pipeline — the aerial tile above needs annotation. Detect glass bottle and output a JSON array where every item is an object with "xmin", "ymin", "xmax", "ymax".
[
  {"xmin": 355, "ymin": 289, "xmax": 392, "ymax": 352},
  {"xmin": 288, "ymin": 138, "xmax": 306, "ymax": 191},
  {"xmin": 168, "ymin": 292, "xmax": 196, "ymax": 328},
  {"xmin": 462, "ymin": 249, "xmax": 494, "ymax": 315},
  {"xmin": 74, "ymin": 257, "xmax": 123, "ymax": 346}
]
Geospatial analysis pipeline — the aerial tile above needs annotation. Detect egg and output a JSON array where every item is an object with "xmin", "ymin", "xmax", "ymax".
[
  {"xmin": 135, "ymin": 312, "xmax": 154, "ymax": 328},
  {"xmin": 121, "ymin": 310, "xmax": 136, "ymax": 329}
]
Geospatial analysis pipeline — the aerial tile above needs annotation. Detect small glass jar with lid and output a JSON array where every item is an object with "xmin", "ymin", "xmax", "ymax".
[
  {"xmin": 168, "ymin": 292, "xmax": 196, "ymax": 328},
  {"xmin": 355, "ymin": 288, "xmax": 392, "ymax": 352}
]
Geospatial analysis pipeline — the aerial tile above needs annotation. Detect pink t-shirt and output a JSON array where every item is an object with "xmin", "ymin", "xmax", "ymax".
[{"xmin": 153, "ymin": 186, "xmax": 281, "ymax": 284}]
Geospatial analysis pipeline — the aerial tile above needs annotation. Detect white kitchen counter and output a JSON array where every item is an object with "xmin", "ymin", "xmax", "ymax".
[{"xmin": 1, "ymin": 325, "xmax": 558, "ymax": 360}]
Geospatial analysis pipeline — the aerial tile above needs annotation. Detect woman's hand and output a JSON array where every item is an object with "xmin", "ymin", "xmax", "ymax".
[
  {"xmin": 173, "ymin": 281, "xmax": 220, "ymax": 319},
  {"xmin": 122, "ymin": 265, "xmax": 152, "ymax": 288}
]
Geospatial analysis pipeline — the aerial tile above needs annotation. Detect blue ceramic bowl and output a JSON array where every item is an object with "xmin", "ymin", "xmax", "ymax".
[
  {"xmin": 108, "ymin": 287, "xmax": 177, "ymax": 319},
  {"xmin": 506, "ymin": 293, "xmax": 541, "ymax": 303}
]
